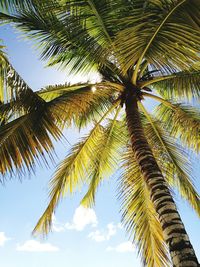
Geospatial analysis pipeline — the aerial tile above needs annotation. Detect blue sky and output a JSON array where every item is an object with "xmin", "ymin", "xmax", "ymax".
[{"xmin": 0, "ymin": 25, "xmax": 200, "ymax": 267}]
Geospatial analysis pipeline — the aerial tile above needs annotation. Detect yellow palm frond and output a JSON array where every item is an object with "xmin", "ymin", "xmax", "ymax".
[
  {"xmin": 37, "ymin": 83, "xmax": 90, "ymax": 101},
  {"xmin": 140, "ymin": 105, "xmax": 200, "ymax": 217},
  {"xmin": 33, "ymin": 103, "xmax": 119, "ymax": 235},
  {"xmin": 155, "ymin": 102, "xmax": 200, "ymax": 153},
  {"xmin": 81, "ymin": 107, "xmax": 126, "ymax": 207},
  {"xmin": 47, "ymin": 83, "xmax": 121, "ymax": 128},
  {"xmin": 119, "ymin": 147, "xmax": 170, "ymax": 267},
  {"xmin": 141, "ymin": 70, "xmax": 200, "ymax": 101},
  {"xmin": 115, "ymin": 0, "xmax": 200, "ymax": 76}
]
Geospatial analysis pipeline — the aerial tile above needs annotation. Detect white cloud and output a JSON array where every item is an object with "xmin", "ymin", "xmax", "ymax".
[
  {"xmin": 16, "ymin": 240, "xmax": 59, "ymax": 252},
  {"xmin": 52, "ymin": 224, "xmax": 65, "ymax": 233},
  {"xmin": 65, "ymin": 206, "xmax": 98, "ymax": 231},
  {"xmin": 107, "ymin": 223, "xmax": 118, "ymax": 239},
  {"xmin": 0, "ymin": 232, "xmax": 10, "ymax": 246},
  {"xmin": 88, "ymin": 230, "xmax": 106, "ymax": 242},
  {"xmin": 52, "ymin": 215, "xmax": 65, "ymax": 233},
  {"xmin": 106, "ymin": 241, "xmax": 135, "ymax": 253},
  {"xmin": 88, "ymin": 223, "xmax": 122, "ymax": 242}
]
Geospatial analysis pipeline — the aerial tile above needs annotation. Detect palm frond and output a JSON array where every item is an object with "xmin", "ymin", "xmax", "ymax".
[
  {"xmin": 115, "ymin": 0, "xmax": 200, "ymax": 76},
  {"xmin": 0, "ymin": 43, "xmax": 63, "ymax": 177},
  {"xmin": 0, "ymin": 46, "xmax": 22, "ymax": 103},
  {"xmin": 0, "ymin": 3, "xmax": 111, "ymax": 75},
  {"xmin": 139, "ymin": 105, "xmax": 200, "ymax": 217},
  {"xmin": 141, "ymin": 70, "xmax": 200, "ymax": 101},
  {"xmin": 0, "ymin": 0, "xmax": 32, "ymax": 10},
  {"xmin": 0, "ymin": 107, "xmax": 61, "ymax": 177},
  {"xmin": 119, "ymin": 147, "xmax": 170, "ymax": 267},
  {"xmin": 0, "ymin": 0, "xmax": 134, "ymax": 75},
  {"xmin": 0, "ymin": 0, "xmax": 59, "ymax": 12},
  {"xmin": 33, "ymin": 103, "xmax": 119, "ymax": 235},
  {"xmin": 0, "ymin": 44, "xmax": 8, "ymax": 101},
  {"xmin": 47, "ymin": 83, "xmax": 120, "ymax": 129},
  {"xmin": 155, "ymin": 102, "xmax": 200, "ymax": 153},
  {"xmin": 79, "ymin": 0, "xmax": 113, "ymax": 45},
  {"xmin": 37, "ymin": 83, "xmax": 90, "ymax": 101},
  {"xmin": 81, "ymin": 107, "xmax": 125, "ymax": 207},
  {"xmin": 0, "ymin": 44, "xmax": 45, "ymax": 119}
]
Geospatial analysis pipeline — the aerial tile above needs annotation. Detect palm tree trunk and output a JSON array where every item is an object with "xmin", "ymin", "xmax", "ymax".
[{"xmin": 125, "ymin": 90, "xmax": 199, "ymax": 267}]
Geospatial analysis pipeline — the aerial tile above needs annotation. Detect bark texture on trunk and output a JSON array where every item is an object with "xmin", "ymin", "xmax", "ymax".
[{"xmin": 125, "ymin": 91, "xmax": 199, "ymax": 267}]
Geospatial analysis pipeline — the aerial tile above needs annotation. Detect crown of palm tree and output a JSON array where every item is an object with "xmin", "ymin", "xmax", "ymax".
[{"xmin": 0, "ymin": 1, "xmax": 200, "ymax": 266}]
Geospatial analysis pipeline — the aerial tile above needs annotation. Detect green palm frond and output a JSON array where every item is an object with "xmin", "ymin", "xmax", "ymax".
[
  {"xmin": 140, "ymin": 104, "xmax": 200, "ymax": 216},
  {"xmin": 0, "ymin": 1, "xmax": 135, "ymax": 75},
  {"xmin": 0, "ymin": 3, "xmax": 111, "ymax": 74},
  {"xmin": 81, "ymin": 107, "xmax": 125, "ymax": 207},
  {"xmin": 0, "ymin": 0, "xmax": 31, "ymax": 10},
  {"xmin": 0, "ymin": 0, "xmax": 59, "ymax": 12},
  {"xmin": 119, "ymin": 148, "xmax": 170, "ymax": 267},
  {"xmin": 0, "ymin": 107, "xmax": 61, "ymax": 177},
  {"xmin": 76, "ymin": 0, "xmax": 113, "ymax": 45},
  {"xmin": 155, "ymin": 102, "xmax": 200, "ymax": 153},
  {"xmin": 141, "ymin": 70, "xmax": 200, "ymax": 101},
  {"xmin": 115, "ymin": 0, "xmax": 200, "ymax": 77}
]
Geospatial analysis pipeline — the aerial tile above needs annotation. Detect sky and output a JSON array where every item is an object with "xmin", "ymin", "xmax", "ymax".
[{"xmin": 0, "ymin": 25, "xmax": 200, "ymax": 267}]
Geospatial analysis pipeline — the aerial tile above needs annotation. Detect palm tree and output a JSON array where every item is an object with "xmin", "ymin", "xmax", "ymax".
[{"xmin": 0, "ymin": 0, "xmax": 200, "ymax": 266}]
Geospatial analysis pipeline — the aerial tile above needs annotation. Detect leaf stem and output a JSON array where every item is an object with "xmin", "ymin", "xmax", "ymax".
[{"xmin": 143, "ymin": 92, "xmax": 174, "ymax": 109}]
